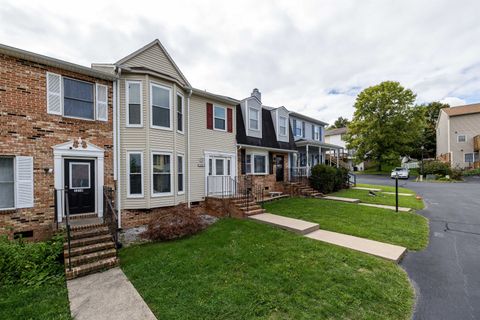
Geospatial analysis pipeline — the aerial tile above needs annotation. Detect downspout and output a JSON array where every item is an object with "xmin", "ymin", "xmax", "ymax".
[
  {"xmin": 187, "ymin": 88, "xmax": 193, "ymax": 208},
  {"xmin": 116, "ymin": 67, "xmax": 122, "ymax": 228}
]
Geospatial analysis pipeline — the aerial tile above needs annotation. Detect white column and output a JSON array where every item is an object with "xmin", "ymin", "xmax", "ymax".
[
  {"xmin": 336, "ymin": 149, "xmax": 339, "ymax": 168},
  {"xmin": 97, "ymin": 156, "xmax": 104, "ymax": 218},
  {"xmin": 54, "ymin": 154, "xmax": 63, "ymax": 222},
  {"xmin": 306, "ymin": 144, "xmax": 309, "ymax": 169}
]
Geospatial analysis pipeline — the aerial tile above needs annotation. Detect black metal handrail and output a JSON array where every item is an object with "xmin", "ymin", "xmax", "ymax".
[
  {"xmin": 103, "ymin": 187, "xmax": 119, "ymax": 249},
  {"xmin": 348, "ymin": 172, "xmax": 357, "ymax": 187}
]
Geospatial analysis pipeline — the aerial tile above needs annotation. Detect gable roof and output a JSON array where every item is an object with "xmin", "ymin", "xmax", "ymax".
[
  {"xmin": 0, "ymin": 43, "xmax": 116, "ymax": 81},
  {"xmin": 289, "ymin": 111, "xmax": 328, "ymax": 126},
  {"xmin": 236, "ymin": 107, "xmax": 296, "ymax": 151},
  {"xmin": 115, "ymin": 39, "xmax": 190, "ymax": 87},
  {"xmin": 442, "ymin": 103, "xmax": 480, "ymax": 117},
  {"xmin": 325, "ymin": 127, "xmax": 347, "ymax": 136}
]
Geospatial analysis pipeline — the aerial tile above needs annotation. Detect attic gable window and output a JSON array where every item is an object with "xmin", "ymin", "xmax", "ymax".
[
  {"xmin": 249, "ymin": 107, "xmax": 259, "ymax": 130},
  {"xmin": 279, "ymin": 116, "xmax": 287, "ymax": 136}
]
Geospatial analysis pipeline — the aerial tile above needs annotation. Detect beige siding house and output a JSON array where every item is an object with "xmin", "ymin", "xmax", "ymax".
[
  {"xmin": 436, "ymin": 103, "xmax": 480, "ymax": 169},
  {"xmin": 93, "ymin": 40, "xmax": 238, "ymax": 228}
]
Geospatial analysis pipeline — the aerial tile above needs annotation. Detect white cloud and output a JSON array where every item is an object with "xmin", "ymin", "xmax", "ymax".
[
  {"xmin": 1, "ymin": 0, "xmax": 479, "ymax": 125},
  {"xmin": 440, "ymin": 97, "xmax": 467, "ymax": 107}
]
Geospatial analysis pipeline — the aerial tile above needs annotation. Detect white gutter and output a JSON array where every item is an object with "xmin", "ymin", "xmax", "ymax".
[
  {"xmin": 236, "ymin": 144, "xmax": 297, "ymax": 153},
  {"xmin": 187, "ymin": 88, "xmax": 193, "ymax": 208},
  {"xmin": 116, "ymin": 67, "xmax": 122, "ymax": 228}
]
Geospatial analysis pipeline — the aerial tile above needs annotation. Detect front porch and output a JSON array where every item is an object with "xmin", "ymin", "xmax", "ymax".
[{"xmin": 290, "ymin": 140, "xmax": 345, "ymax": 177}]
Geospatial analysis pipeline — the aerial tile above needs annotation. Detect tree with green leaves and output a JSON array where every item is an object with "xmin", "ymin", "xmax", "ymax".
[
  {"xmin": 345, "ymin": 81, "xmax": 423, "ymax": 171},
  {"xmin": 410, "ymin": 102, "xmax": 449, "ymax": 159},
  {"xmin": 329, "ymin": 116, "xmax": 350, "ymax": 129}
]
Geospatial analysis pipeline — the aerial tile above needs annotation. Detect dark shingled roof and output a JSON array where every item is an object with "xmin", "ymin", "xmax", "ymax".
[{"xmin": 236, "ymin": 107, "xmax": 297, "ymax": 151}]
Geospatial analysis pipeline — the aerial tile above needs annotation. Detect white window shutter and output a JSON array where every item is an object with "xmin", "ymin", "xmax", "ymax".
[
  {"xmin": 96, "ymin": 84, "xmax": 108, "ymax": 121},
  {"xmin": 46, "ymin": 72, "xmax": 62, "ymax": 115},
  {"xmin": 15, "ymin": 156, "xmax": 34, "ymax": 209}
]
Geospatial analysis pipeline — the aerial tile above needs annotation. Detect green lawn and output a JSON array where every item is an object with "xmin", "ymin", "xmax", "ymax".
[
  {"xmin": 264, "ymin": 198, "xmax": 428, "ymax": 250},
  {"xmin": 0, "ymin": 278, "xmax": 71, "ymax": 320},
  {"xmin": 120, "ymin": 219, "xmax": 414, "ymax": 320},
  {"xmin": 332, "ymin": 185, "xmax": 424, "ymax": 210}
]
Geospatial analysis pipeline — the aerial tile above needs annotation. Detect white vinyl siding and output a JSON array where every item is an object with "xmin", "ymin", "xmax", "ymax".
[
  {"xmin": 150, "ymin": 83, "xmax": 172, "ymax": 130},
  {"xmin": 127, "ymin": 152, "xmax": 143, "ymax": 198},
  {"xmin": 126, "ymin": 81, "xmax": 143, "ymax": 127},
  {"xmin": 151, "ymin": 152, "xmax": 172, "ymax": 196}
]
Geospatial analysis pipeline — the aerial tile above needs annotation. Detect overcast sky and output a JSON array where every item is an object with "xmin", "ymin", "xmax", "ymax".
[{"xmin": 1, "ymin": 0, "xmax": 479, "ymax": 124}]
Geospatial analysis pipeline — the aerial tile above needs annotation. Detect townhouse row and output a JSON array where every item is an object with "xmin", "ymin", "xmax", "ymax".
[{"xmin": 0, "ymin": 39, "xmax": 343, "ymax": 240}]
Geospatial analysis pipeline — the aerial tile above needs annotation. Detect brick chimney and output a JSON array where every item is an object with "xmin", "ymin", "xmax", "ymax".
[{"xmin": 251, "ymin": 88, "xmax": 261, "ymax": 102}]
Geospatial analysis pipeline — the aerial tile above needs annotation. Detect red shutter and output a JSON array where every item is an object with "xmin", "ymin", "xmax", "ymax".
[
  {"xmin": 227, "ymin": 108, "xmax": 233, "ymax": 133},
  {"xmin": 206, "ymin": 103, "xmax": 213, "ymax": 129}
]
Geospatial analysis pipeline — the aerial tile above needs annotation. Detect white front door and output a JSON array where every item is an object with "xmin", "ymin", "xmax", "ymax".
[{"xmin": 207, "ymin": 156, "xmax": 233, "ymax": 196}]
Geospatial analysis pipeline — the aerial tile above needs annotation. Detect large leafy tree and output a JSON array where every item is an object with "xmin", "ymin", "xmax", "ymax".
[
  {"xmin": 329, "ymin": 116, "xmax": 350, "ymax": 129},
  {"xmin": 411, "ymin": 102, "xmax": 449, "ymax": 159},
  {"xmin": 345, "ymin": 81, "xmax": 423, "ymax": 171}
]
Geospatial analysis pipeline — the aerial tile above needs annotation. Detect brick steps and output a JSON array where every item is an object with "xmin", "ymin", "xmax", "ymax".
[
  {"xmin": 284, "ymin": 182, "xmax": 323, "ymax": 198},
  {"xmin": 65, "ymin": 257, "xmax": 119, "ymax": 280},
  {"xmin": 244, "ymin": 208, "xmax": 267, "ymax": 216},
  {"xmin": 64, "ymin": 221, "xmax": 118, "ymax": 280}
]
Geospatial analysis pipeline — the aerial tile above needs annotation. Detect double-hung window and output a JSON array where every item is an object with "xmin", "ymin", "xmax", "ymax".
[
  {"xmin": 151, "ymin": 83, "xmax": 171, "ymax": 129},
  {"xmin": 127, "ymin": 152, "xmax": 143, "ymax": 197},
  {"xmin": 0, "ymin": 156, "xmax": 33, "ymax": 210},
  {"xmin": 177, "ymin": 154, "xmax": 184, "ymax": 194},
  {"xmin": 214, "ymin": 106, "xmax": 226, "ymax": 130},
  {"xmin": 245, "ymin": 153, "xmax": 267, "ymax": 174},
  {"xmin": 295, "ymin": 120, "xmax": 303, "ymax": 137},
  {"xmin": 0, "ymin": 157, "xmax": 15, "ymax": 209},
  {"xmin": 152, "ymin": 152, "xmax": 172, "ymax": 195},
  {"xmin": 249, "ymin": 107, "xmax": 259, "ymax": 130},
  {"xmin": 127, "ymin": 81, "xmax": 142, "ymax": 126},
  {"xmin": 465, "ymin": 153, "xmax": 474, "ymax": 163},
  {"xmin": 279, "ymin": 116, "xmax": 287, "ymax": 136},
  {"xmin": 314, "ymin": 126, "xmax": 320, "ymax": 140},
  {"xmin": 177, "ymin": 93, "xmax": 184, "ymax": 133}
]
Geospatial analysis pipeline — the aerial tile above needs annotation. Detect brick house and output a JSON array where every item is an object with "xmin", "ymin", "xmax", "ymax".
[{"xmin": 0, "ymin": 44, "xmax": 115, "ymax": 241}]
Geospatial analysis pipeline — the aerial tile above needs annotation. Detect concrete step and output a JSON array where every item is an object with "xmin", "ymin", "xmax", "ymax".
[
  {"xmin": 68, "ymin": 248, "xmax": 117, "ymax": 267},
  {"xmin": 65, "ymin": 257, "xmax": 118, "ymax": 280},
  {"xmin": 305, "ymin": 229, "xmax": 407, "ymax": 262},
  {"xmin": 64, "ymin": 234, "xmax": 113, "ymax": 249},
  {"xmin": 322, "ymin": 196, "xmax": 360, "ymax": 203},
  {"xmin": 358, "ymin": 203, "xmax": 412, "ymax": 212},
  {"xmin": 244, "ymin": 208, "xmax": 267, "ymax": 216},
  {"xmin": 64, "ymin": 241, "xmax": 115, "ymax": 258},
  {"xmin": 238, "ymin": 204, "xmax": 262, "ymax": 211},
  {"xmin": 248, "ymin": 213, "xmax": 319, "ymax": 235},
  {"xmin": 71, "ymin": 226, "xmax": 110, "ymax": 240}
]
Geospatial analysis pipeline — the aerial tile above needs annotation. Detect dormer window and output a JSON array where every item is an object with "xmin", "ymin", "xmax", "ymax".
[
  {"xmin": 279, "ymin": 116, "xmax": 287, "ymax": 136},
  {"xmin": 249, "ymin": 107, "xmax": 259, "ymax": 130},
  {"xmin": 214, "ymin": 105, "xmax": 226, "ymax": 131}
]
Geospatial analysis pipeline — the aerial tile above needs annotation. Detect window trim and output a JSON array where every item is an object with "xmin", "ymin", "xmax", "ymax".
[
  {"xmin": 126, "ymin": 80, "xmax": 143, "ymax": 128},
  {"xmin": 62, "ymin": 76, "xmax": 96, "ymax": 121},
  {"xmin": 177, "ymin": 153, "xmax": 185, "ymax": 195},
  {"xmin": 213, "ymin": 105, "xmax": 227, "ymax": 132},
  {"xmin": 151, "ymin": 151, "xmax": 173, "ymax": 197},
  {"xmin": 278, "ymin": 115, "xmax": 287, "ymax": 137},
  {"xmin": 0, "ymin": 156, "xmax": 15, "ymax": 211},
  {"xmin": 248, "ymin": 107, "xmax": 260, "ymax": 131},
  {"xmin": 150, "ymin": 82, "xmax": 173, "ymax": 131},
  {"xmin": 314, "ymin": 126, "xmax": 320, "ymax": 141},
  {"xmin": 126, "ymin": 151, "xmax": 144, "ymax": 198},
  {"xmin": 176, "ymin": 92, "xmax": 184, "ymax": 134},
  {"xmin": 69, "ymin": 162, "xmax": 91, "ymax": 189},
  {"xmin": 457, "ymin": 134, "xmax": 466, "ymax": 143},
  {"xmin": 246, "ymin": 152, "xmax": 268, "ymax": 175},
  {"xmin": 295, "ymin": 120, "xmax": 303, "ymax": 137}
]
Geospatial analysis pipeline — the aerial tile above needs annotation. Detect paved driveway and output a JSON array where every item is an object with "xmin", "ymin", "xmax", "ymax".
[{"xmin": 357, "ymin": 175, "xmax": 480, "ymax": 320}]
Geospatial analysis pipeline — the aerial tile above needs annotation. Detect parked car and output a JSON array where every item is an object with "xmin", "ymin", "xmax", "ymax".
[{"xmin": 391, "ymin": 167, "xmax": 409, "ymax": 179}]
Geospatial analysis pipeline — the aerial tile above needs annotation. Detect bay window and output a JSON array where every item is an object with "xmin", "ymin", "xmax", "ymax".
[
  {"xmin": 152, "ymin": 153, "xmax": 171, "ymax": 195},
  {"xmin": 177, "ymin": 93, "xmax": 184, "ymax": 133},
  {"xmin": 151, "ymin": 83, "xmax": 171, "ymax": 129},
  {"xmin": 127, "ymin": 152, "xmax": 143, "ymax": 197},
  {"xmin": 177, "ymin": 154, "xmax": 184, "ymax": 194},
  {"xmin": 127, "ymin": 81, "xmax": 142, "ymax": 126}
]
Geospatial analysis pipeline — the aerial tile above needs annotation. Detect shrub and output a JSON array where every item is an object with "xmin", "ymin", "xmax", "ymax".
[
  {"xmin": 143, "ymin": 206, "xmax": 208, "ymax": 241},
  {"xmin": 310, "ymin": 164, "xmax": 349, "ymax": 194},
  {"xmin": 463, "ymin": 168, "xmax": 480, "ymax": 176},
  {"xmin": 0, "ymin": 234, "xmax": 64, "ymax": 287},
  {"xmin": 422, "ymin": 160, "xmax": 451, "ymax": 176},
  {"xmin": 450, "ymin": 168, "xmax": 463, "ymax": 180}
]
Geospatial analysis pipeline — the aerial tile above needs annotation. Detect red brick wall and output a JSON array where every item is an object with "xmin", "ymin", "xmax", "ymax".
[{"xmin": 0, "ymin": 54, "xmax": 114, "ymax": 241}]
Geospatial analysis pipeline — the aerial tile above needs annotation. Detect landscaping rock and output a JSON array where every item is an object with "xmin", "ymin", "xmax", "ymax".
[{"xmin": 120, "ymin": 226, "xmax": 149, "ymax": 247}]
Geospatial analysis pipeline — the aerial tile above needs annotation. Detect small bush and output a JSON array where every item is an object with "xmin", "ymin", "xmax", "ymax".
[
  {"xmin": 423, "ymin": 160, "xmax": 451, "ymax": 176},
  {"xmin": 0, "ymin": 234, "xmax": 64, "ymax": 287},
  {"xmin": 310, "ymin": 164, "xmax": 349, "ymax": 194},
  {"xmin": 450, "ymin": 168, "xmax": 463, "ymax": 180},
  {"xmin": 143, "ymin": 207, "xmax": 208, "ymax": 241},
  {"xmin": 463, "ymin": 168, "xmax": 480, "ymax": 176}
]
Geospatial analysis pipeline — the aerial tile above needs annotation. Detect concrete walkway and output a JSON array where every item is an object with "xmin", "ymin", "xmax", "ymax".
[
  {"xmin": 249, "ymin": 213, "xmax": 406, "ymax": 262},
  {"xmin": 381, "ymin": 191, "xmax": 414, "ymax": 196},
  {"xmin": 67, "ymin": 267, "xmax": 157, "ymax": 320},
  {"xmin": 358, "ymin": 203, "xmax": 412, "ymax": 212},
  {"xmin": 322, "ymin": 196, "xmax": 360, "ymax": 203},
  {"xmin": 248, "ymin": 213, "xmax": 319, "ymax": 234},
  {"xmin": 352, "ymin": 186, "xmax": 381, "ymax": 191}
]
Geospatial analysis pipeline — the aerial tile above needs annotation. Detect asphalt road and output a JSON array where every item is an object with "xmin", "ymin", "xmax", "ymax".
[{"xmin": 357, "ymin": 175, "xmax": 480, "ymax": 320}]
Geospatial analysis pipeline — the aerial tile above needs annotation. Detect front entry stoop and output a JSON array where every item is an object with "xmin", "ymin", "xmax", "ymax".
[{"xmin": 64, "ymin": 222, "xmax": 118, "ymax": 280}]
